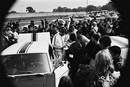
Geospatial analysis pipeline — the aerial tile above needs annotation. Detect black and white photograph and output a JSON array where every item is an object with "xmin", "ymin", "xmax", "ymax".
[{"xmin": 0, "ymin": 0, "xmax": 129, "ymax": 87}]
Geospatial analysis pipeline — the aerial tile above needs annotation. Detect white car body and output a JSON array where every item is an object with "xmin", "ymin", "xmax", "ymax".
[{"xmin": 0, "ymin": 32, "xmax": 69, "ymax": 87}]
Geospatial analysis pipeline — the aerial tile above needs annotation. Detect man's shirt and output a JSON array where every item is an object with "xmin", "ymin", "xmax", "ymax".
[{"xmin": 52, "ymin": 32, "xmax": 65, "ymax": 49}]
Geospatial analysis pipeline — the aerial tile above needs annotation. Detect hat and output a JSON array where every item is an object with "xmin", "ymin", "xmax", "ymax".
[{"xmin": 58, "ymin": 19, "xmax": 65, "ymax": 26}]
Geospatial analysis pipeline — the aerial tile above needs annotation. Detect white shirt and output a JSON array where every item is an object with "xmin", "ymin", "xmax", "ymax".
[{"xmin": 52, "ymin": 32, "xmax": 65, "ymax": 49}]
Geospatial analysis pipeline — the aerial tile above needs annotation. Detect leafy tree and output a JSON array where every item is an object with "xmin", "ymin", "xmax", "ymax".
[
  {"xmin": 86, "ymin": 5, "xmax": 99, "ymax": 12},
  {"xmin": 52, "ymin": 3, "xmax": 116, "ymax": 12},
  {"xmin": 72, "ymin": 8, "xmax": 78, "ymax": 12},
  {"xmin": 26, "ymin": 6, "xmax": 36, "ymax": 13},
  {"xmin": 77, "ymin": 6, "xmax": 83, "ymax": 11},
  {"xmin": 101, "ymin": 1, "xmax": 116, "ymax": 11},
  {"xmin": 57, "ymin": 6, "xmax": 63, "ymax": 12}
]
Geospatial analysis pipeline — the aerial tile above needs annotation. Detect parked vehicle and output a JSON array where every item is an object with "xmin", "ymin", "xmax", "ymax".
[{"xmin": 0, "ymin": 33, "xmax": 69, "ymax": 87}]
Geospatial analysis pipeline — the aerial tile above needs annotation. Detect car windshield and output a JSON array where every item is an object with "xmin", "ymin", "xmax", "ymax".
[{"xmin": 1, "ymin": 53, "xmax": 52, "ymax": 75}]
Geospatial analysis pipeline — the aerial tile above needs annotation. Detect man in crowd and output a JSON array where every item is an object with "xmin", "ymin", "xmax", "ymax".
[
  {"xmin": 52, "ymin": 19, "xmax": 67, "ymax": 67},
  {"xmin": 108, "ymin": 46, "xmax": 124, "ymax": 71},
  {"xmin": 28, "ymin": 20, "xmax": 35, "ymax": 33},
  {"xmin": 0, "ymin": 27, "xmax": 16, "ymax": 52}
]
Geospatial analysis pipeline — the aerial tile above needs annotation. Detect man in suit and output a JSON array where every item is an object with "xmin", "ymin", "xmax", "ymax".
[{"xmin": 0, "ymin": 27, "xmax": 14, "ymax": 52}]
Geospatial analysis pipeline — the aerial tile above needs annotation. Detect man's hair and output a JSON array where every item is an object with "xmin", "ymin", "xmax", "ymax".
[
  {"xmin": 69, "ymin": 33, "xmax": 77, "ymax": 41},
  {"xmin": 109, "ymin": 45, "xmax": 121, "ymax": 56},
  {"xmin": 99, "ymin": 35, "xmax": 111, "ymax": 48}
]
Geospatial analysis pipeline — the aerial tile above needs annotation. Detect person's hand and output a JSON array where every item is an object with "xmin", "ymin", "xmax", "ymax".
[{"xmin": 112, "ymin": 71, "xmax": 120, "ymax": 79}]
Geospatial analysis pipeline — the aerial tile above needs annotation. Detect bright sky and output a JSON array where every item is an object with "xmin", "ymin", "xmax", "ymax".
[{"xmin": 10, "ymin": 0, "xmax": 110, "ymax": 12}]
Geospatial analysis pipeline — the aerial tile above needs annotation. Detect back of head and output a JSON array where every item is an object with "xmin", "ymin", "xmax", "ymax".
[
  {"xmin": 58, "ymin": 76, "xmax": 73, "ymax": 87},
  {"xmin": 109, "ymin": 45, "xmax": 121, "ymax": 58},
  {"xmin": 95, "ymin": 49, "xmax": 114, "ymax": 75},
  {"xmin": 99, "ymin": 35, "xmax": 111, "ymax": 49}
]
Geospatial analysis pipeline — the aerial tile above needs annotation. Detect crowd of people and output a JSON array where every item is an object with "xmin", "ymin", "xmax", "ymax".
[
  {"xmin": 1, "ymin": 11, "xmax": 126, "ymax": 87},
  {"xmin": 47, "ymin": 15, "xmax": 124, "ymax": 87}
]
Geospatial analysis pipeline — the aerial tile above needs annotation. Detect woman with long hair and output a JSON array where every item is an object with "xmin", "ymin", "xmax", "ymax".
[
  {"xmin": 95, "ymin": 49, "xmax": 114, "ymax": 76},
  {"xmin": 95, "ymin": 49, "xmax": 120, "ymax": 87}
]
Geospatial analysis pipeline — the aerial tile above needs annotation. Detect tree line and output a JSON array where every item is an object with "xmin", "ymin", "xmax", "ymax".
[{"xmin": 53, "ymin": 1, "xmax": 116, "ymax": 12}]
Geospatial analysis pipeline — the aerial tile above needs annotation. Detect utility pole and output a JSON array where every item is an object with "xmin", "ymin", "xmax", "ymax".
[{"xmin": 86, "ymin": 0, "xmax": 88, "ymax": 15}]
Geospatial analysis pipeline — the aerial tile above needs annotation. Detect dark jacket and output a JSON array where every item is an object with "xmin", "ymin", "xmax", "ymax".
[
  {"xmin": 83, "ymin": 39, "xmax": 101, "ymax": 64},
  {"xmin": 0, "ymin": 35, "xmax": 12, "ymax": 52},
  {"xmin": 65, "ymin": 41, "xmax": 85, "ymax": 75}
]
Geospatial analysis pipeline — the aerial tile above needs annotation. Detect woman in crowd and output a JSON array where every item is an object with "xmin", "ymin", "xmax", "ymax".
[
  {"xmin": 72, "ymin": 49, "xmax": 120, "ymax": 87},
  {"xmin": 95, "ymin": 49, "xmax": 120, "ymax": 87}
]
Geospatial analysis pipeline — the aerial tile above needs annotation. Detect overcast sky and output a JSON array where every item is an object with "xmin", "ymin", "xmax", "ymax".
[{"xmin": 10, "ymin": 0, "xmax": 110, "ymax": 12}]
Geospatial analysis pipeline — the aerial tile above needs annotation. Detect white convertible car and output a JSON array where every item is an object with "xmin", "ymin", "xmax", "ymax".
[{"xmin": 0, "ymin": 32, "xmax": 69, "ymax": 87}]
